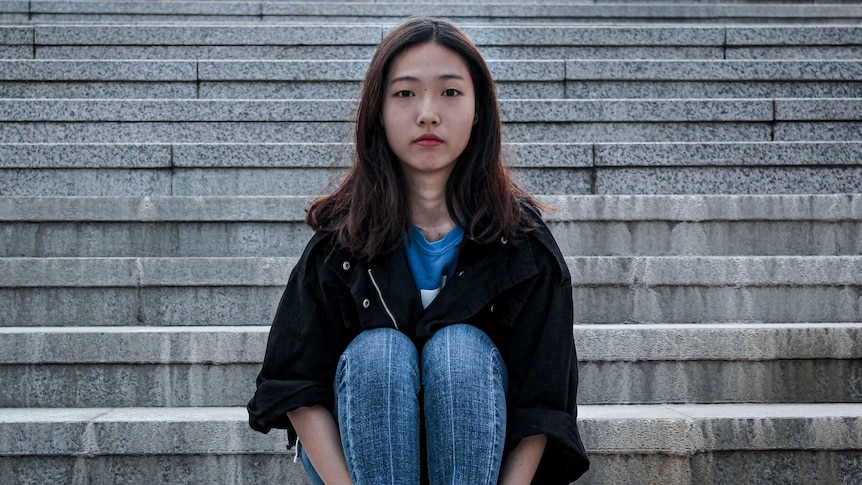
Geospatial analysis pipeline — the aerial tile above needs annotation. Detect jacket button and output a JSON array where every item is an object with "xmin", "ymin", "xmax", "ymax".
[
  {"xmin": 362, "ymin": 299, "xmax": 370, "ymax": 308},
  {"xmin": 342, "ymin": 261, "xmax": 351, "ymax": 271},
  {"xmin": 500, "ymin": 237, "xmax": 508, "ymax": 245},
  {"xmin": 489, "ymin": 304, "xmax": 495, "ymax": 313}
]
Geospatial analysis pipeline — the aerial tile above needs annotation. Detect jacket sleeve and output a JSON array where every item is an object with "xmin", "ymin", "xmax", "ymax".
[
  {"xmin": 247, "ymin": 235, "xmax": 348, "ymax": 442},
  {"xmin": 505, "ymin": 236, "xmax": 590, "ymax": 484}
]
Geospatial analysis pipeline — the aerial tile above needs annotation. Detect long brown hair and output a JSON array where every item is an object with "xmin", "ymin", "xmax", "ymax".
[{"xmin": 307, "ymin": 16, "xmax": 543, "ymax": 261}]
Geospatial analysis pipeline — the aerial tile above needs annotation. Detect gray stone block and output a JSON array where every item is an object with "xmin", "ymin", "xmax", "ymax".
[
  {"xmin": 727, "ymin": 46, "xmax": 862, "ymax": 61},
  {"xmin": 35, "ymin": 25, "xmax": 382, "ymax": 46},
  {"xmin": 462, "ymin": 26, "xmax": 724, "ymax": 46},
  {"xmin": 0, "ymin": 169, "xmax": 172, "ymax": 196},
  {"xmin": 0, "ymin": 46, "xmax": 30, "ymax": 59},
  {"xmin": 199, "ymin": 60, "xmax": 367, "ymax": 81},
  {"xmin": 173, "ymin": 143, "xmax": 352, "ymax": 168},
  {"xmin": 1, "ymin": 221, "xmax": 316, "ymax": 257},
  {"xmin": 0, "ymin": 455, "xmax": 310, "ymax": 485},
  {"xmin": 500, "ymin": 99, "xmax": 772, "ymax": 123},
  {"xmin": 503, "ymin": 122, "xmax": 772, "ymax": 143},
  {"xmin": 0, "ymin": 99, "xmax": 358, "ymax": 122},
  {"xmin": 0, "ymin": 288, "xmax": 141, "ymax": 326},
  {"xmin": 199, "ymin": 81, "xmax": 359, "ymax": 100},
  {"xmin": 31, "ymin": 0, "xmax": 260, "ymax": 16},
  {"xmin": 1, "ymin": 363, "xmax": 259, "ymax": 407},
  {"xmin": 172, "ymin": 168, "xmax": 342, "ymax": 196},
  {"xmin": 0, "ymin": 143, "xmax": 170, "ymax": 168},
  {"xmin": 777, "ymin": 98, "xmax": 862, "ymax": 121},
  {"xmin": 0, "ymin": 60, "xmax": 196, "ymax": 81},
  {"xmin": 594, "ymin": 142, "xmax": 862, "ymax": 167},
  {"xmin": 0, "ymin": 121, "xmax": 353, "ymax": 144},
  {"xmin": 579, "ymin": 359, "xmax": 860, "ymax": 404},
  {"xmin": 565, "ymin": 60, "xmax": 862, "ymax": 81},
  {"xmin": 480, "ymin": 46, "xmax": 724, "ymax": 61},
  {"xmin": 0, "ymin": 195, "xmax": 312, "ymax": 222},
  {"xmin": 565, "ymin": 80, "xmax": 862, "ymax": 100},
  {"xmin": 593, "ymin": 167, "xmax": 862, "ymax": 195},
  {"xmin": 775, "ymin": 122, "xmax": 862, "ymax": 142},
  {"xmin": 36, "ymin": 45, "xmax": 379, "ymax": 61},
  {"xmin": 0, "ymin": 81, "xmax": 198, "ymax": 99},
  {"xmin": 0, "ymin": 26, "xmax": 31, "ymax": 45},
  {"xmin": 727, "ymin": 26, "xmax": 862, "ymax": 47},
  {"xmin": 0, "ymin": 99, "xmax": 779, "ymax": 123}
]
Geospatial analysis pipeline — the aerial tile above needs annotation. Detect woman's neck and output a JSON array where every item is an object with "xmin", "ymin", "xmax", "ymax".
[{"xmin": 407, "ymin": 179, "xmax": 456, "ymax": 243}]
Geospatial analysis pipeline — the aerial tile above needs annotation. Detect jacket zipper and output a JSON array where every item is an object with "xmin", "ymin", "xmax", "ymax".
[{"xmin": 367, "ymin": 268, "xmax": 400, "ymax": 331}]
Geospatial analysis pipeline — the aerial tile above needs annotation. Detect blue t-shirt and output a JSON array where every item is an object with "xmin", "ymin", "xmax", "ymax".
[{"xmin": 404, "ymin": 224, "xmax": 464, "ymax": 308}]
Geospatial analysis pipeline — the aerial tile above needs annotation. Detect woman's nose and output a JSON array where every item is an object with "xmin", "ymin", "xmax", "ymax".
[{"xmin": 417, "ymin": 96, "xmax": 440, "ymax": 125}]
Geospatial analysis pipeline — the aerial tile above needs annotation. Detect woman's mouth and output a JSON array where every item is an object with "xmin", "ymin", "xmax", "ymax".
[{"xmin": 415, "ymin": 134, "xmax": 443, "ymax": 147}]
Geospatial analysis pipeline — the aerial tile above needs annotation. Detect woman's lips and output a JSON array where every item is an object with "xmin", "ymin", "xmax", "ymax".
[{"xmin": 415, "ymin": 134, "xmax": 443, "ymax": 147}]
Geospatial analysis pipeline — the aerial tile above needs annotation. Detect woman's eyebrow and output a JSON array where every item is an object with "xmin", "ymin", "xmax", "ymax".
[{"xmin": 389, "ymin": 73, "xmax": 466, "ymax": 85}]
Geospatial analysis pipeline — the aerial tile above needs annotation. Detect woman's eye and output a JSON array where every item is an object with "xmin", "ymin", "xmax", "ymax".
[
  {"xmin": 395, "ymin": 90, "xmax": 414, "ymax": 98},
  {"xmin": 443, "ymin": 89, "xmax": 460, "ymax": 97}
]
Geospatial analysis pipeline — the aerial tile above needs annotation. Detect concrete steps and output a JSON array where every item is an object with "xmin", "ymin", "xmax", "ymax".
[
  {"xmin": 4, "ymin": 1, "xmax": 862, "ymax": 25},
  {"xmin": 2, "ymin": 255, "xmax": 861, "ymax": 326},
  {"xmin": 3, "ymin": 194, "xmax": 862, "ymax": 257},
  {"xmin": 3, "ymin": 59, "xmax": 862, "ymax": 99},
  {"xmin": 4, "ymin": 141, "xmax": 861, "ymax": 196},
  {"xmin": 1, "ymin": 404, "xmax": 860, "ymax": 485},
  {"xmin": 0, "ymin": 323, "xmax": 859, "ymax": 407},
  {"xmin": 4, "ymin": 24, "xmax": 862, "ymax": 60},
  {"xmin": 2, "ymin": 2, "xmax": 861, "ymax": 483}
]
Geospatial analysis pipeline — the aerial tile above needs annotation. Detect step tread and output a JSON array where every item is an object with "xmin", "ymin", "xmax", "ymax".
[
  {"xmin": 3, "ymin": 193, "xmax": 861, "ymax": 221},
  {"xmin": 1, "ymin": 404, "xmax": 860, "ymax": 455},
  {"xmin": 3, "ymin": 59, "xmax": 862, "ymax": 81},
  {"xmin": 0, "ymin": 323, "xmax": 858, "ymax": 364}
]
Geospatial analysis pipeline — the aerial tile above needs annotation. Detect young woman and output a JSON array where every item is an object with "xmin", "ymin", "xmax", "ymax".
[{"xmin": 248, "ymin": 17, "xmax": 590, "ymax": 485}]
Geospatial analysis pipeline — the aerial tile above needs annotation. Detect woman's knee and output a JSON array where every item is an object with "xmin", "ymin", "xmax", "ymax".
[
  {"xmin": 337, "ymin": 328, "xmax": 419, "ymax": 389},
  {"xmin": 421, "ymin": 324, "xmax": 507, "ymax": 390}
]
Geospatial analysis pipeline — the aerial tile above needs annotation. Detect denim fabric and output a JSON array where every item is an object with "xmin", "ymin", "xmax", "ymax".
[{"xmin": 301, "ymin": 324, "xmax": 508, "ymax": 485}]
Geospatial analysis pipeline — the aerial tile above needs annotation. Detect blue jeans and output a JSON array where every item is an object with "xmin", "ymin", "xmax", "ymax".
[{"xmin": 301, "ymin": 324, "xmax": 508, "ymax": 485}]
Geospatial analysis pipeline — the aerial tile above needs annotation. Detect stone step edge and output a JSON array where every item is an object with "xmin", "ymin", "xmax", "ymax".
[
  {"xmin": 0, "ymin": 323, "xmax": 858, "ymax": 364},
  {"xmin": 2, "ymin": 98, "xmax": 859, "ymax": 122},
  {"xmin": 17, "ymin": 1, "xmax": 862, "ymax": 19},
  {"xmin": 1, "ymin": 404, "xmax": 860, "ymax": 455},
  {"xmin": 2, "ymin": 25, "xmax": 861, "ymax": 48},
  {"xmin": 3, "ymin": 59, "xmax": 862, "ymax": 82},
  {"xmin": 3, "ymin": 141, "xmax": 861, "ymax": 170},
  {"xmin": 3, "ymin": 193, "xmax": 861, "ymax": 222},
  {"xmin": 2, "ymin": 256, "xmax": 861, "ymax": 287}
]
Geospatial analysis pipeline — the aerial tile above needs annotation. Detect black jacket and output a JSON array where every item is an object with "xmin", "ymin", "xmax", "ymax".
[{"xmin": 248, "ymin": 214, "xmax": 590, "ymax": 484}]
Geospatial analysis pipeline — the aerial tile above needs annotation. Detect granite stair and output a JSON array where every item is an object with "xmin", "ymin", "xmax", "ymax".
[{"xmin": 0, "ymin": 2, "xmax": 860, "ymax": 484}]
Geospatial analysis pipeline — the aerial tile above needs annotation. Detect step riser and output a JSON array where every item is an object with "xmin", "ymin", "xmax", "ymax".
[
  {"xmin": 1, "ymin": 451, "xmax": 859, "ymax": 485},
  {"xmin": 2, "ymin": 285, "xmax": 860, "ymax": 326},
  {"xmin": 3, "ymin": 82, "xmax": 860, "ymax": 100},
  {"xmin": 9, "ymin": 167, "xmax": 862, "ymax": 196},
  {"xmin": 1, "ymin": 358, "xmax": 858, "ymax": 407},
  {"xmin": 5, "ymin": 122, "xmax": 859, "ymax": 144},
  {"xmin": 4, "ymin": 221, "xmax": 862, "ymax": 257}
]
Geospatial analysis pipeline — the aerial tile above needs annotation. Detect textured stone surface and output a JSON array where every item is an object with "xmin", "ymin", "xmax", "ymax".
[
  {"xmin": 565, "ymin": 80, "xmax": 862, "ymax": 100},
  {"xmin": 0, "ymin": 144, "xmax": 170, "ymax": 168},
  {"xmin": 594, "ymin": 141, "xmax": 862, "ymax": 167},
  {"xmin": 727, "ymin": 46, "xmax": 862, "ymax": 61},
  {"xmin": 777, "ymin": 98, "xmax": 862, "ymax": 121},
  {"xmin": 0, "ymin": 81, "xmax": 197, "ymax": 99},
  {"xmin": 503, "ymin": 122, "xmax": 772, "ymax": 143},
  {"xmin": 463, "ymin": 26, "xmax": 724, "ymax": 46},
  {"xmin": 775, "ymin": 122, "xmax": 862, "ymax": 142},
  {"xmin": 0, "ymin": 60, "xmax": 196, "ymax": 81},
  {"xmin": 0, "ymin": 26, "xmax": 31, "ymax": 45},
  {"xmin": 593, "ymin": 167, "xmax": 862, "ymax": 195},
  {"xmin": 36, "ymin": 45, "xmax": 379, "ymax": 60},
  {"xmin": 34, "ymin": 25, "xmax": 383, "ymax": 46},
  {"xmin": 31, "ymin": 1, "xmax": 260, "ymax": 15},
  {"xmin": 727, "ymin": 26, "xmax": 862, "ymax": 46},
  {"xmin": 0, "ymin": 121, "xmax": 354, "ymax": 143},
  {"xmin": 567, "ymin": 60, "xmax": 862, "ymax": 81},
  {"xmin": 0, "ymin": 169, "xmax": 173, "ymax": 196}
]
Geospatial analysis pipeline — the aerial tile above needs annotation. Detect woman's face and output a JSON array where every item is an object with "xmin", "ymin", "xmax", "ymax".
[{"xmin": 382, "ymin": 42, "xmax": 476, "ymax": 184}]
